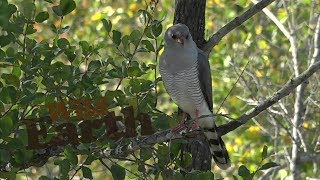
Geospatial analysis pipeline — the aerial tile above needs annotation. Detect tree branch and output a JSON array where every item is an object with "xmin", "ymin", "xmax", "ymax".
[
  {"xmin": 217, "ymin": 60, "xmax": 320, "ymax": 136},
  {"xmin": 202, "ymin": 0, "xmax": 276, "ymax": 55}
]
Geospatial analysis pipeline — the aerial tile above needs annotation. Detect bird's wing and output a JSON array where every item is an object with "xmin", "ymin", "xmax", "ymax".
[{"xmin": 197, "ymin": 51, "xmax": 213, "ymax": 112}]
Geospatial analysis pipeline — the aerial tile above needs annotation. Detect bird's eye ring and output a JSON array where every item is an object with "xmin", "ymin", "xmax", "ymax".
[{"xmin": 171, "ymin": 34, "xmax": 177, "ymax": 39}]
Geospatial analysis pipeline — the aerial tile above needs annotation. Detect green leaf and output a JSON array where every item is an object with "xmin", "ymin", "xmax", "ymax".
[
  {"xmin": 14, "ymin": 150, "xmax": 27, "ymax": 164},
  {"xmin": 141, "ymin": 40, "xmax": 154, "ymax": 52},
  {"xmin": 0, "ymin": 86, "xmax": 17, "ymax": 104},
  {"xmin": 259, "ymin": 162, "xmax": 279, "ymax": 171},
  {"xmin": 0, "ymin": 171, "xmax": 16, "ymax": 179},
  {"xmin": 145, "ymin": 26, "xmax": 154, "ymax": 39},
  {"xmin": 138, "ymin": 10, "xmax": 152, "ymax": 24},
  {"xmin": 83, "ymin": 155, "xmax": 96, "ymax": 165},
  {"xmin": 183, "ymin": 152, "xmax": 192, "ymax": 167},
  {"xmin": 52, "ymin": 6, "xmax": 62, "ymax": 16},
  {"xmin": 64, "ymin": 147, "xmax": 78, "ymax": 166},
  {"xmin": 12, "ymin": 66, "xmax": 21, "ymax": 77},
  {"xmin": 262, "ymin": 145, "xmax": 268, "ymax": 160},
  {"xmin": 44, "ymin": 0, "xmax": 53, "ymax": 3},
  {"xmin": 238, "ymin": 165, "xmax": 252, "ymax": 180},
  {"xmin": 0, "ymin": 35, "xmax": 13, "ymax": 47},
  {"xmin": 0, "ymin": 149, "xmax": 10, "ymax": 163},
  {"xmin": 22, "ymin": 2, "xmax": 36, "ymax": 19},
  {"xmin": 152, "ymin": 22, "xmax": 162, "ymax": 37},
  {"xmin": 0, "ymin": 49, "xmax": 5, "ymax": 58},
  {"xmin": 140, "ymin": 148, "xmax": 152, "ymax": 161},
  {"xmin": 112, "ymin": 30, "xmax": 122, "ymax": 46},
  {"xmin": 82, "ymin": 166, "xmax": 93, "ymax": 179},
  {"xmin": 57, "ymin": 38, "xmax": 70, "ymax": 49},
  {"xmin": 39, "ymin": 176, "xmax": 51, "ymax": 180},
  {"xmin": 25, "ymin": 24, "xmax": 37, "ymax": 34},
  {"xmin": 173, "ymin": 172, "xmax": 184, "ymax": 180},
  {"xmin": 2, "ymin": 74, "xmax": 20, "ymax": 88},
  {"xmin": 0, "ymin": 101, "xmax": 4, "ymax": 113},
  {"xmin": 60, "ymin": 0, "xmax": 76, "ymax": 16},
  {"xmin": 110, "ymin": 164, "xmax": 126, "ymax": 180},
  {"xmin": 129, "ymin": 30, "xmax": 142, "ymax": 46},
  {"xmin": 6, "ymin": 47, "xmax": 14, "ymax": 57},
  {"xmin": 138, "ymin": 164, "xmax": 145, "ymax": 173},
  {"xmin": 128, "ymin": 66, "xmax": 143, "ymax": 77},
  {"xmin": 50, "ymin": 24, "xmax": 58, "ymax": 33},
  {"xmin": 121, "ymin": 35, "xmax": 130, "ymax": 49},
  {"xmin": 0, "ymin": 114, "xmax": 13, "ymax": 137},
  {"xmin": 185, "ymin": 171, "xmax": 214, "ymax": 180},
  {"xmin": 88, "ymin": 60, "xmax": 102, "ymax": 71},
  {"xmin": 35, "ymin": 12, "xmax": 49, "ymax": 23},
  {"xmin": 59, "ymin": 26, "xmax": 70, "ymax": 34},
  {"xmin": 198, "ymin": 171, "xmax": 214, "ymax": 180},
  {"xmin": 102, "ymin": 19, "xmax": 112, "ymax": 32},
  {"xmin": 59, "ymin": 159, "xmax": 71, "ymax": 179}
]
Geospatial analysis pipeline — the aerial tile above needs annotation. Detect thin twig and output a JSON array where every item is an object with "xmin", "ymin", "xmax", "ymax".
[{"xmin": 216, "ymin": 61, "xmax": 250, "ymax": 114}]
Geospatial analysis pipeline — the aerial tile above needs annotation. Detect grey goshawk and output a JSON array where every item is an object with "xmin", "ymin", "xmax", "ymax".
[{"xmin": 159, "ymin": 23, "xmax": 230, "ymax": 169}]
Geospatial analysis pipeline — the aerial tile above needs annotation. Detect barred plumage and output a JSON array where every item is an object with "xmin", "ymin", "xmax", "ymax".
[
  {"xmin": 159, "ymin": 23, "xmax": 231, "ymax": 169},
  {"xmin": 160, "ymin": 62, "xmax": 204, "ymax": 114}
]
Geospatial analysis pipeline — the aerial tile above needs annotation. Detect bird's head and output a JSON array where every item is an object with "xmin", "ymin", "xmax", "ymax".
[{"xmin": 164, "ymin": 23, "xmax": 193, "ymax": 47}]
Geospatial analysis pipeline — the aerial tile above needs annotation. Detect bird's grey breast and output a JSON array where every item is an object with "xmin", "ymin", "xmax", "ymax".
[{"xmin": 159, "ymin": 53, "xmax": 204, "ymax": 114}]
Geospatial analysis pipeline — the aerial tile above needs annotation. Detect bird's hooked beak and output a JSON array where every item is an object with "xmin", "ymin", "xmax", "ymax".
[{"xmin": 175, "ymin": 35, "xmax": 186, "ymax": 45}]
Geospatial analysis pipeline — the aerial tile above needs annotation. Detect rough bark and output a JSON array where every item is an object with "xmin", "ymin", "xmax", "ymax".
[
  {"xmin": 174, "ymin": 0, "xmax": 206, "ymax": 48},
  {"xmin": 173, "ymin": 0, "xmax": 212, "ymax": 171}
]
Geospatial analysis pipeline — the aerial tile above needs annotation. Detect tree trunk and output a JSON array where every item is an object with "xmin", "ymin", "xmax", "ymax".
[
  {"xmin": 174, "ymin": 0, "xmax": 212, "ymax": 171},
  {"xmin": 174, "ymin": 0, "xmax": 206, "ymax": 48}
]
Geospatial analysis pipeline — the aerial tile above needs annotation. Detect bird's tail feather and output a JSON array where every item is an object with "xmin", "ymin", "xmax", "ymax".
[{"xmin": 203, "ymin": 125, "xmax": 231, "ymax": 170}]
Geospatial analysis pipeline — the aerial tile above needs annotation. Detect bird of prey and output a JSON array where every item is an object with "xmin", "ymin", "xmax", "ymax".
[{"xmin": 159, "ymin": 23, "xmax": 230, "ymax": 169}]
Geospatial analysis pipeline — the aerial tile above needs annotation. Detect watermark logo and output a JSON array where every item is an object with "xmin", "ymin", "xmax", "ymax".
[{"xmin": 23, "ymin": 97, "xmax": 154, "ymax": 149}]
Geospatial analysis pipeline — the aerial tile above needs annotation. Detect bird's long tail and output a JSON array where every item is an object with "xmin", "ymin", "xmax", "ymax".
[{"xmin": 203, "ymin": 125, "xmax": 231, "ymax": 169}]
